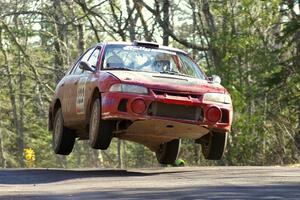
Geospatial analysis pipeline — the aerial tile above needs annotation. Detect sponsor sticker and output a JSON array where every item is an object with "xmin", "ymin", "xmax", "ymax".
[
  {"xmin": 64, "ymin": 89, "xmax": 72, "ymax": 113},
  {"xmin": 76, "ymin": 77, "xmax": 88, "ymax": 114}
]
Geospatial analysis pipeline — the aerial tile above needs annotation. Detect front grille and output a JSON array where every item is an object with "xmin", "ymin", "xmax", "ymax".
[
  {"xmin": 148, "ymin": 102, "xmax": 203, "ymax": 121},
  {"xmin": 152, "ymin": 90, "xmax": 200, "ymax": 99}
]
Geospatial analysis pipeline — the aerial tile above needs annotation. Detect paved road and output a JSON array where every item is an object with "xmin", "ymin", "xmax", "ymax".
[{"xmin": 0, "ymin": 166, "xmax": 299, "ymax": 199}]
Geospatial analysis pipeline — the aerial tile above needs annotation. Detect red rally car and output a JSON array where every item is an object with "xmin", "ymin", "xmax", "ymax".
[{"xmin": 49, "ymin": 41, "xmax": 233, "ymax": 164}]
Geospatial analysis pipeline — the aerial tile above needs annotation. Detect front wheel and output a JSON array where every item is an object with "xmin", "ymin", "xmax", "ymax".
[
  {"xmin": 156, "ymin": 139, "xmax": 181, "ymax": 165},
  {"xmin": 89, "ymin": 98, "xmax": 114, "ymax": 150},
  {"xmin": 201, "ymin": 131, "xmax": 228, "ymax": 160},
  {"xmin": 52, "ymin": 108, "xmax": 75, "ymax": 155}
]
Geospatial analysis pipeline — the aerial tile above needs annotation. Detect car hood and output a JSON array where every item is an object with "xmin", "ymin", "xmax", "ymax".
[{"xmin": 106, "ymin": 70, "xmax": 225, "ymax": 94}]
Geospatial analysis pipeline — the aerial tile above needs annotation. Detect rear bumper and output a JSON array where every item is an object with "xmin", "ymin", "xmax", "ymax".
[{"xmin": 101, "ymin": 90, "xmax": 232, "ymax": 132}]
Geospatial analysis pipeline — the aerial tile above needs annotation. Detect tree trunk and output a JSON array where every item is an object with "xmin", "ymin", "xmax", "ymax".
[
  {"xmin": 191, "ymin": 0, "xmax": 197, "ymax": 58},
  {"xmin": 297, "ymin": 103, "xmax": 300, "ymax": 149},
  {"xmin": 0, "ymin": 127, "xmax": 5, "ymax": 168},
  {"xmin": 0, "ymin": 30, "xmax": 7, "ymax": 168},
  {"xmin": 126, "ymin": 0, "xmax": 136, "ymax": 41},
  {"xmin": 77, "ymin": 24, "xmax": 85, "ymax": 55},
  {"xmin": 59, "ymin": 156, "xmax": 68, "ymax": 168},
  {"xmin": 98, "ymin": 151, "xmax": 104, "ymax": 167},
  {"xmin": 13, "ymin": 14, "xmax": 25, "ymax": 168},
  {"xmin": 136, "ymin": 144, "xmax": 145, "ymax": 167},
  {"xmin": 294, "ymin": 29, "xmax": 300, "ymax": 149},
  {"xmin": 117, "ymin": 139, "xmax": 124, "ymax": 168},
  {"xmin": 193, "ymin": 144, "xmax": 200, "ymax": 165},
  {"xmin": 75, "ymin": 143, "xmax": 81, "ymax": 168},
  {"xmin": 194, "ymin": 1, "xmax": 211, "ymax": 70},
  {"xmin": 84, "ymin": 140, "xmax": 91, "ymax": 167},
  {"xmin": 6, "ymin": 65, "xmax": 24, "ymax": 167},
  {"xmin": 202, "ymin": 0, "xmax": 221, "ymax": 68},
  {"xmin": 18, "ymin": 51, "xmax": 25, "ymax": 168},
  {"xmin": 135, "ymin": 1, "xmax": 152, "ymax": 41},
  {"xmin": 162, "ymin": 0, "xmax": 170, "ymax": 45},
  {"xmin": 53, "ymin": 0, "xmax": 65, "ymax": 83},
  {"xmin": 122, "ymin": 141, "xmax": 127, "ymax": 168},
  {"xmin": 92, "ymin": 149, "xmax": 100, "ymax": 168}
]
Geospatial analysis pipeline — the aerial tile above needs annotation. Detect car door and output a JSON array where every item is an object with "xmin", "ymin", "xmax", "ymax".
[
  {"xmin": 62, "ymin": 47, "xmax": 96, "ymax": 126},
  {"xmin": 73, "ymin": 47, "xmax": 102, "ymax": 124}
]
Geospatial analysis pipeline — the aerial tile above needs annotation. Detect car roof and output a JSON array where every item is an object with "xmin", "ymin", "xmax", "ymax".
[{"xmin": 98, "ymin": 41, "xmax": 188, "ymax": 55}]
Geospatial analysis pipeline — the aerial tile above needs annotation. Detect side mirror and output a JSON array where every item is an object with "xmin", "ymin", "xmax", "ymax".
[
  {"xmin": 209, "ymin": 75, "xmax": 221, "ymax": 84},
  {"xmin": 79, "ymin": 61, "xmax": 95, "ymax": 72}
]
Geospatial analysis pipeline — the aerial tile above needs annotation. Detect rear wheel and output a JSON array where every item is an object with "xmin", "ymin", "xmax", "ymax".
[
  {"xmin": 156, "ymin": 139, "xmax": 181, "ymax": 165},
  {"xmin": 201, "ymin": 131, "xmax": 227, "ymax": 160},
  {"xmin": 89, "ymin": 97, "xmax": 114, "ymax": 150},
  {"xmin": 52, "ymin": 108, "xmax": 75, "ymax": 155}
]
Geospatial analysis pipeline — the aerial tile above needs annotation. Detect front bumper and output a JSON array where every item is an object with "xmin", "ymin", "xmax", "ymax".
[{"xmin": 101, "ymin": 89, "xmax": 232, "ymax": 131}]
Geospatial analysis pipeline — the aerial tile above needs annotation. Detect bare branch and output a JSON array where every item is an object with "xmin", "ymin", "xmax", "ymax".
[{"xmin": 135, "ymin": 0, "xmax": 208, "ymax": 50}]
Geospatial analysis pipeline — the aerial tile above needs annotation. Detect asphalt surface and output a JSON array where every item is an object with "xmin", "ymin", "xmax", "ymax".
[{"xmin": 0, "ymin": 166, "xmax": 299, "ymax": 199}]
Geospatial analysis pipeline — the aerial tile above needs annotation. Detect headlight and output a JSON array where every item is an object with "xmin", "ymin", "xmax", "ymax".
[
  {"xmin": 203, "ymin": 93, "xmax": 232, "ymax": 104},
  {"xmin": 109, "ymin": 84, "xmax": 148, "ymax": 94}
]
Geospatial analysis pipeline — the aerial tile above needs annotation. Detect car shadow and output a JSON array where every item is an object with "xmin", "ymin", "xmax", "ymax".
[{"xmin": 0, "ymin": 168, "xmax": 189, "ymax": 184}]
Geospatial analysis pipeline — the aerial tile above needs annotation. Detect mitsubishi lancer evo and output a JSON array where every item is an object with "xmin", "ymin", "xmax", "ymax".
[{"xmin": 48, "ymin": 41, "xmax": 233, "ymax": 164}]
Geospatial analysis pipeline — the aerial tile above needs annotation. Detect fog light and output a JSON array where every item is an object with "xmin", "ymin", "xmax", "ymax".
[
  {"xmin": 131, "ymin": 99, "xmax": 146, "ymax": 114},
  {"xmin": 206, "ymin": 106, "xmax": 222, "ymax": 123}
]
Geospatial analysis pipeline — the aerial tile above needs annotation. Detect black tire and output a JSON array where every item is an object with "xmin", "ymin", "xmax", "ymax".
[
  {"xmin": 89, "ymin": 97, "xmax": 114, "ymax": 150},
  {"xmin": 52, "ymin": 108, "xmax": 75, "ymax": 155},
  {"xmin": 201, "ymin": 131, "xmax": 227, "ymax": 160},
  {"xmin": 156, "ymin": 139, "xmax": 181, "ymax": 165}
]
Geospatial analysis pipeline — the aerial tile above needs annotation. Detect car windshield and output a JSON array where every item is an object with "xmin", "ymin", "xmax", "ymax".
[{"xmin": 102, "ymin": 44, "xmax": 206, "ymax": 79}]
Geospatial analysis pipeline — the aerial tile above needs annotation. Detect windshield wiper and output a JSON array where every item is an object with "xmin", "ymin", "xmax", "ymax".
[
  {"xmin": 160, "ymin": 70, "xmax": 180, "ymax": 75},
  {"xmin": 105, "ymin": 67, "xmax": 133, "ymax": 71},
  {"xmin": 160, "ymin": 70, "xmax": 192, "ymax": 77}
]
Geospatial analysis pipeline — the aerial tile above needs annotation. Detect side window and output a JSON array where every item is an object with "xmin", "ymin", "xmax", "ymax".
[
  {"xmin": 87, "ymin": 48, "xmax": 101, "ymax": 68},
  {"xmin": 72, "ymin": 48, "xmax": 95, "ymax": 75}
]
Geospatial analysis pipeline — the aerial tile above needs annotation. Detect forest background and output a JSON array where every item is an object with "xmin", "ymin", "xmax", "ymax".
[{"xmin": 0, "ymin": 0, "xmax": 299, "ymax": 168}]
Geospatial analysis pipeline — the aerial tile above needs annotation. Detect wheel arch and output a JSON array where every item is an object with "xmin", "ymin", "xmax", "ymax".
[
  {"xmin": 49, "ymin": 99, "xmax": 62, "ymax": 131},
  {"xmin": 85, "ymin": 87, "xmax": 101, "ymax": 125}
]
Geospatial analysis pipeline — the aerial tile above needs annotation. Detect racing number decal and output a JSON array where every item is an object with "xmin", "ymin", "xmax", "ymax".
[{"xmin": 76, "ymin": 77, "xmax": 88, "ymax": 114}]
